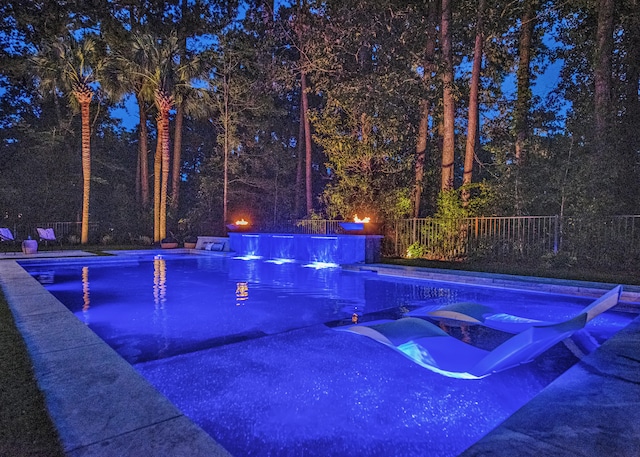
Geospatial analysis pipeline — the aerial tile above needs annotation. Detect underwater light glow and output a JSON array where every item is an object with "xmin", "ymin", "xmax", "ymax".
[
  {"xmin": 303, "ymin": 261, "xmax": 340, "ymax": 269},
  {"xmin": 265, "ymin": 258, "xmax": 295, "ymax": 265},
  {"xmin": 235, "ymin": 255, "xmax": 263, "ymax": 260}
]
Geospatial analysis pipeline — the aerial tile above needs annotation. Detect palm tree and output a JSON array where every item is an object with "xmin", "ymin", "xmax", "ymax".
[
  {"xmin": 105, "ymin": 29, "xmax": 157, "ymax": 210},
  {"xmin": 170, "ymin": 64, "xmax": 210, "ymax": 212},
  {"xmin": 32, "ymin": 33, "xmax": 103, "ymax": 244},
  {"xmin": 126, "ymin": 31, "xmax": 205, "ymax": 241}
]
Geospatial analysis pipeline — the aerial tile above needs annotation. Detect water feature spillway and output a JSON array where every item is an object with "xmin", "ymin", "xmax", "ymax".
[{"xmin": 227, "ymin": 233, "xmax": 383, "ymax": 264}]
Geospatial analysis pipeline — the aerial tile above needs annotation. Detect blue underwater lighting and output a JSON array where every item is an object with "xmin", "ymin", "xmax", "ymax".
[
  {"xmin": 19, "ymin": 254, "xmax": 632, "ymax": 457},
  {"xmin": 234, "ymin": 254, "xmax": 263, "ymax": 260},
  {"xmin": 302, "ymin": 261, "xmax": 340, "ymax": 269}
]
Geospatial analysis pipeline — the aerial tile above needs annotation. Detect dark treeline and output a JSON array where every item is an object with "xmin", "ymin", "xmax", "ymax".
[{"xmin": 0, "ymin": 0, "xmax": 638, "ymax": 243}]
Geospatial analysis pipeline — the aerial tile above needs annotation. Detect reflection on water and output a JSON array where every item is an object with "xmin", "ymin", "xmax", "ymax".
[
  {"xmin": 81, "ymin": 266, "xmax": 90, "ymax": 323},
  {"xmin": 153, "ymin": 255, "xmax": 167, "ymax": 309},
  {"xmin": 153, "ymin": 255, "xmax": 169, "ymax": 356},
  {"xmin": 21, "ymin": 255, "xmax": 635, "ymax": 457},
  {"xmin": 236, "ymin": 281, "xmax": 249, "ymax": 305}
]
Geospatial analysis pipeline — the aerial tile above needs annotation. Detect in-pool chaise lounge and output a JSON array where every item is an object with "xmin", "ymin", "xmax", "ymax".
[
  {"xmin": 407, "ymin": 285, "xmax": 623, "ymax": 334},
  {"xmin": 340, "ymin": 286, "xmax": 622, "ymax": 379}
]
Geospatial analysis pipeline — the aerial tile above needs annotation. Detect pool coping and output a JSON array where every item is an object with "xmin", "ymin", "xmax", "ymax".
[
  {"xmin": 0, "ymin": 256, "xmax": 232, "ymax": 457},
  {"xmin": 2, "ymin": 253, "xmax": 639, "ymax": 456}
]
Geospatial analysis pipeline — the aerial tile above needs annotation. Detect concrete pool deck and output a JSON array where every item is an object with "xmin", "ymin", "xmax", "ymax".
[{"xmin": 1, "ymin": 251, "xmax": 639, "ymax": 456}]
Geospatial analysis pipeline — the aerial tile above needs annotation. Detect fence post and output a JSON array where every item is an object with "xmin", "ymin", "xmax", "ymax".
[{"xmin": 553, "ymin": 215, "xmax": 559, "ymax": 254}]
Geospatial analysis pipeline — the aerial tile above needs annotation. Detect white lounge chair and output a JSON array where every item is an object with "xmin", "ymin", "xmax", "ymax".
[
  {"xmin": 0, "ymin": 227, "xmax": 17, "ymax": 252},
  {"xmin": 0, "ymin": 227, "xmax": 15, "ymax": 242},
  {"xmin": 339, "ymin": 286, "xmax": 622, "ymax": 379},
  {"xmin": 37, "ymin": 227, "xmax": 60, "ymax": 247}
]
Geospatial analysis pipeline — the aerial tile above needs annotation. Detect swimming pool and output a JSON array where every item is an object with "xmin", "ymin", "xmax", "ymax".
[{"xmin": 20, "ymin": 254, "xmax": 632, "ymax": 456}]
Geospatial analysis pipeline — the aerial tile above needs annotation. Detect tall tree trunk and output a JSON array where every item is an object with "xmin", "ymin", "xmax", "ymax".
[
  {"xmin": 154, "ymin": 114, "xmax": 163, "ymax": 242},
  {"xmin": 301, "ymin": 70, "xmax": 313, "ymax": 215},
  {"xmin": 159, "ymin": 105, "xmax": 171, "ymax": 241},
  {"xmin": 137, "ymin": 94, "xmax": 150, "ymax": 208},
  {"xmin": 440, "ymin": 0, "xmax": 455, "ymax": 192},
  {"xmin": 295, "ymin": 107, "xmax": 304, "ymax": 218},
  {"xmin": 462, "ymin": 0, "xmax": 486, "ymax": 204},
  {"xmin": 414, "ymin": 100, "xmax": 429, "ymax": 217},
  {"xmin": 514, "ymin": 0, "xmax": 537, "ymax": 165},
  {"xmin": 413, "ymin": 0, "xmax": 437, "ymax": 217},
  {"xmin": 594, "ymin": 0, "xmax": 614, "ymax": 149},
  {"xmin": 135, "ymin": 139, "xmax": 141, "ymax": 205},
  {"xmin": 619, "ymin": 0, "xmax": 640, "ymax": 208},
  {"xmin": 223, "ymin": 76, "xmax": 230, "ymax": 232},
  {"xmin": 171, "ymin": 104, "xmax": 184, "ymax": 211},
  {"xmin": 172, "ymin": 0, "xmax": 188, "ymax": 212},
  {"xmin": 78, "ymin": 94, "xmax": 92, "ymax": 244}
]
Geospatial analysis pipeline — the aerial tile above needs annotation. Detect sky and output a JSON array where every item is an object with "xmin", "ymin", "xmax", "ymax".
[{"xmin": 110, "ymin": 59, "xmax": 567, "ymax": 132}]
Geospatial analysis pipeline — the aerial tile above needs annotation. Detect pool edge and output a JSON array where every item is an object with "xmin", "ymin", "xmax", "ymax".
[
  {"xmin": 0, "ymin": 259, "xmax": 233, "ymax": 457},
  {"xmin": 3, "ymin": 255, "xmax": 638, "ymax": 457}
]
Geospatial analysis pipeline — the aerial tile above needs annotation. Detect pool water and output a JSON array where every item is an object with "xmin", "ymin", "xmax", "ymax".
[{"xmin": 21, "ymin": 254, "xmax": 632, "ymax": 456}]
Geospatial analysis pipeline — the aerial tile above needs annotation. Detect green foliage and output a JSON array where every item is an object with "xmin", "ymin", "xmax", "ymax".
[
  {"xmin": 406, "ymin": 241, "xmax": 429, "ymax": 259},
  {"xmin": 1, "ymin": 0, "xmax": 639, "ymax": 235},
  {"xmin": 408, "ymin": 184, "xmax": 497, "ymax": 260}
]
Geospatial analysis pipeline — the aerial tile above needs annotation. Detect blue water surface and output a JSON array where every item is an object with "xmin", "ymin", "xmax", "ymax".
[{"xmin": 20, "ymin": 254, "xmax": 632, "ymax": 456}]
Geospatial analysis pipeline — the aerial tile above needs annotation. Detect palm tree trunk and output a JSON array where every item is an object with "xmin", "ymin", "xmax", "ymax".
[
  {"xmin": 80, "ymin": 98, "xmax": 92, "ymax": 244},
  {"xmin": 440, "ymin": 0, "xmax": 455, "ymax": 192},
  {"xmin": 154, "ymin": 115, "xmax": 163, "ymax": 242},
  {"xmin": 171, "ymin": 104, "xmax": 184, "ymax": 211},
  {"xmin": 137, "ymin": 95, "xmax": 150, "ymax": 207},
  {"xmin": 462, "ymin": 0, "xmax": 485, "ymax": 204},
  {"xmin": 160, "ymin": 108, "xmax": 171, "ymax": 241}
]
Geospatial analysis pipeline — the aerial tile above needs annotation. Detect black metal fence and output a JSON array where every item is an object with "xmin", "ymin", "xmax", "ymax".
[
  {"xmin": 258, "ymin": 219, "xmax": 345, "ymax": 234},
  {"xmin": 4, "ymin": 216, "xmax": 638, "ymax": 268},
  {"xmin": 7, "ymin": 221, "xmax": 100, "ymax": 242},
  {"xmin": 261, "ymin": 215, "xmax": 640, "ymax": 269},
  {"xmin": 388, "ymin": 215, "xmax": 640, "ymax": 268}
]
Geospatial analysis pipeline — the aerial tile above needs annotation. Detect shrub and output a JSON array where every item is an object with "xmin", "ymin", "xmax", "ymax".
[{"xmin": 406, "ymin": 242, "xmax": 429, "ymax": 259}]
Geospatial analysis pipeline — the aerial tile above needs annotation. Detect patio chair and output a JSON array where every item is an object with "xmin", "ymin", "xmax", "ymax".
[
  {"xmin": 37, "ymin": 227, "xmax": 61, "ymax": 248},
  {"xmin": 339, "ymin": 286, "xmax": 622, "ymax": 379},
  {"xmin": 0, "ymin": 227, "xmax": 17, "ymax": 253}
]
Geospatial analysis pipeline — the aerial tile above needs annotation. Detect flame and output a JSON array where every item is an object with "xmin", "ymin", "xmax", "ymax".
[
  {"xmin": 235, "ymin": 218, "xmax": 249, "ymax": 226},
  {"xmin": 353, "ymin": 214, "xmax": 370, "ymax": 223}
]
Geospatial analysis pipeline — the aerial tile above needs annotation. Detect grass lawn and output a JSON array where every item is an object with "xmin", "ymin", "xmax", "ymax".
[
  {"xmin": 0, "ymin": 291, "xmax": 65, "ymax": 457},
  {"xmin": 382, "ymin": 257, "xmax": 640, "ymax": 286}
]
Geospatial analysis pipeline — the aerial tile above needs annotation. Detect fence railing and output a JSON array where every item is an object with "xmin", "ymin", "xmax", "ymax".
[
  {"xmin": 258, "ymin": 219, "xmax": 345, "ymax": 234},
  {"xmin": 6, "ymin": 216, "xmax": 637, "ymax": 268},
  {"xmin": 390, "ymin": 216, "xmax": 560, "ymax": 259},
  {"xmin": 389, "ymin": 215, "xmax": 640, "ymax": 267},
  {"xmin": 260, "ymin": 215, "xmax": 640, "ymax": 268},
  {"xmin": 9, "ymin": 222, "xmax": 100, "ymax": 242}
]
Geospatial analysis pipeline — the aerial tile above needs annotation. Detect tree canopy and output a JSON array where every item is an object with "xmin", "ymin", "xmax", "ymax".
[{"xmin": 1, "ymin": 0, "xmax": 638, "ymax": 240}]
